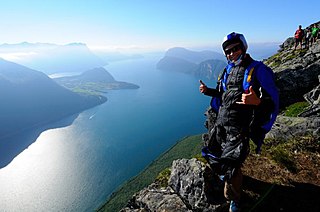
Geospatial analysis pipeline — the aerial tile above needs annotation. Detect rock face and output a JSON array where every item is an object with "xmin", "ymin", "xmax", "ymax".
[
  {"xmin": 299, "ymin": 75, "xmax": 320, "ymax": 117},
  {"xmin": 121, "ymin": 159, "xmax": 226, "ymax": 212},
  {"xmin": 264, "ymin": 22, "xmax": 320, "ymax": 109},
  {"xmin": 262, "ymin": 21, "xmax": 320, "ymax": 139},
  {"xmin": 267, "ymin": 115, "xmax": 320, "ymax": 140}
]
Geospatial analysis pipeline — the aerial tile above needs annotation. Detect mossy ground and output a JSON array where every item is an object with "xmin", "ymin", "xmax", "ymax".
[{"xmin": 284, "ymin": 101, "xmax": 310, "ymax": 117}]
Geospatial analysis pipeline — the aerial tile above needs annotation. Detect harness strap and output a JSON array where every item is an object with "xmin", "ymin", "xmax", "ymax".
[{"xmin": 221, "ymin": 60, "xmax": 261, "ymax": 92}]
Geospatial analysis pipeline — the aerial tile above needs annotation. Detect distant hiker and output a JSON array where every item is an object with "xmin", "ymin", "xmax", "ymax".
[
  {"xmin": 311, "ymin": 24, "xmax": 319, "ymax": 45},
  {"xmin": 305, "ymin": 28, "xmax": 312, "ymax": 48},
  {"xmin": 294, "ymin": 25, "xmax": 304, "ymax": 50},
  {"xmin": 199, "ymin": 32, "xmax": 279, "ymax": 212}
]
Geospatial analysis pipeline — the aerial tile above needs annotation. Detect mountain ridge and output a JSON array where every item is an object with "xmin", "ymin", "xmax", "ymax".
[{"xmin": 157, "ymin": 47, "xmax": 227, "ymax": 82}]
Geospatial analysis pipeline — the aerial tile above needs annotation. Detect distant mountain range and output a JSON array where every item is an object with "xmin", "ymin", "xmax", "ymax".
[
  {"xmin": 157, "ymin": 47, "xmax": 227, "ymax": 81},
  {"xmin": 0, "ymin": 58, "xmax": 106, "ymax": 138},
  {"xmin": 0, "ymin": 42, "xmax": 106, "ymax": 74},
  {"xmin": 164, "ymin": 47, "xmax": 225, "ymax": 62}
]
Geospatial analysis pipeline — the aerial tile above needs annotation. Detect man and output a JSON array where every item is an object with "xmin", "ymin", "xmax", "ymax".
[
  {"xmin": 294, "ymin": 25, "xmax": 304, "ymax": 50},
  {"xmin": 199, "ymin": 32, "xmax": 279, "ymax": 212},
  {"xmin": 311, "ymin": 24, "xmax": 319, "ymax": 45}
]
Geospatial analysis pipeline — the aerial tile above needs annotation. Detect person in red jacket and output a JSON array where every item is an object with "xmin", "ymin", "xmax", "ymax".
[{"xmin": 294, "ymin": 25, "xmax": 304, "ymax": 50}]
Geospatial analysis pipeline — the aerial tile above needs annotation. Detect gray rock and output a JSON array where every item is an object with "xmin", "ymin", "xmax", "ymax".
[
  {"xmin": 121, "ymin": 184, "xmax": 191, "ymax": 212},
  {"xmin": 267, "ymin": 115, "xmax": 320, "ymax": 140},
  {"xmin": 121, "ymin": 159, "xmax": 226, "ymax": 212},
  {"xmin": 168, "ymin": 159, "xmax": 225, "ymax": 212},
  {"xmin": 299, "ymin": 75, "xmax": 320, "ymax": 117}
]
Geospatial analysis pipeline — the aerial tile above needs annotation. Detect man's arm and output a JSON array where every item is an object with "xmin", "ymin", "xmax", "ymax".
[{"xmin": 199, "ymin": 80, "xmax": 220, "ymax": 97}]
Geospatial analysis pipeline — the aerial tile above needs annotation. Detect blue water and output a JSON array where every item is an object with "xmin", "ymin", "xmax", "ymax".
[{"xmin": 0, "ymin": 56, "xmax": 214, "ymax": 211}]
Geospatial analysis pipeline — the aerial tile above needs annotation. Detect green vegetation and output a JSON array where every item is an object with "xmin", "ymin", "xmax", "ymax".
[
  {"xmin": 155, "ymin": 168, "xmax": 171, "ymax": 188},
  {"xmin": 97, "ymin": 135, "xmax": 203, "ymax": 212},
  {"xmin": 269, "ymin": 145, "xmax": 297, "ymax": 173},
  {"xmin": 284, "ymin": 101, "xmax": 309, "ymax": 117},
  {"xmin": 263, "ymin": 135, "xmax": 319, "ymax": 173},
  {"xmin": 264, "ymin": 47, "xmax": 308, "ymax": 70},
  {"xmin": 265, "ymin": 52, "xmax": 281, "ymax": 68}
]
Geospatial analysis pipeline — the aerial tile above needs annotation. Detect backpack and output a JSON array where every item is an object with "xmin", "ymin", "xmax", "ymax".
[
  {"xmin": 209, "ymin": 60, "xmax": 278, "ymax": 153},
  {"xmin": 210, "ymin": 60, "xmax": 260, "ymax": 111}
]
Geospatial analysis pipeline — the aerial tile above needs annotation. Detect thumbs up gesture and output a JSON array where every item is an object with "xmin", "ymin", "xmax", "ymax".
[
  {"xmin": 236, "ymin": 86, "xmax": 261, "ymax": 105},
  {"xmin": 199, "ymin": 80, "xmax": 207, "ymax": 93}
]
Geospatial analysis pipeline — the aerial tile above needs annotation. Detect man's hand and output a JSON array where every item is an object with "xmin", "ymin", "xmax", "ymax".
[
  {"xmin": 236, "ymin": 86, "xmax": 261, "ymax": 105},
  {"xmin": 199, "ymin": 80, "xmax": 207, "ymax": 93}
]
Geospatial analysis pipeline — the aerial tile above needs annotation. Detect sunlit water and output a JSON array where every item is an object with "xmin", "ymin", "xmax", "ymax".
[{"xmin": 0, "ymin": 56, "xmax": 216, "ymax": 211}]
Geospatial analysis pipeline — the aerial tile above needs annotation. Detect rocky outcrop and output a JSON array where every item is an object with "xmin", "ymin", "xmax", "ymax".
[
  {"xmin": 265, "ymin": 40, "xmax": 320, "ymax": 108},
  {"xmin": 299, "ymin": 75, "xmax": 320, "ymax": 117},
  {"xmin": 121, "ymin": 159, "xmax": 226, "ymax": 212},
  {"xmin": 266, "ymin": 115, "xmax": 320, "ymax": 140},
  {"xmin": 249, "ymin": 21, "xmax": 320, "ymax": 140}
]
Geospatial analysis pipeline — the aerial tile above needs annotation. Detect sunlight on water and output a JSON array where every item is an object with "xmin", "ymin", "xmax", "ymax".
[
  {"xmin": 0, "ymin": 122, "xmax": 88, "ymax": 211},
  {"xmin": 0, "ymin": 57, "xmax": 210, "ymax": 211}
]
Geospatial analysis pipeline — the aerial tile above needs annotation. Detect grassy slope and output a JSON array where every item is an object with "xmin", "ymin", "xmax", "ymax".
[{"xmin": 97, "ymin": 134, "xmax": 203, "ymax": 212}]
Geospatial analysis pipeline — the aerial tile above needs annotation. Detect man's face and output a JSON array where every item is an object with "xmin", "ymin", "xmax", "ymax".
[{"xmin": 224, "ymin": 43, "xmax": 243, "ymax": 62}]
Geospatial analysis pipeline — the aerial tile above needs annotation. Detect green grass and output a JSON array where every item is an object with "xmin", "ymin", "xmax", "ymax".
[
  {"xmin": 97, "ymin": 134, "xmax": 203, "ymax": 212},
  {"xmin": 155, "ymin": 168, "xmax": 171, "ymax": 188},
  {"xmin": 284, "ymin": 101, "xmax": 310, "ymax": 117}
]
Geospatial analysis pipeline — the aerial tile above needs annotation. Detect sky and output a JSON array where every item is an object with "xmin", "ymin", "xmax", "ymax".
[{"xmin": 0, "ymin": 0, "xmax": 319, "ymax": 52}]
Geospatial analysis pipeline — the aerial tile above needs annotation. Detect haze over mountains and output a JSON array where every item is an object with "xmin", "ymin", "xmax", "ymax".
[
  {"xmin": 0, "ymin": 42, "xmax": 106, "ymax": 74},
  {"xmin": 0, "ymin": 58, "xmax": 107, "ymax": 138},
  {"xmin": 157, "ymin": 47, "xmax": 227, "ymax": 81}
]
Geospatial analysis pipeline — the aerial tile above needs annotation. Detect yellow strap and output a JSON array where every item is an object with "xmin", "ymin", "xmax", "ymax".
[{"xmin": 247, "ymin": 67, "xmax": 255, "ymax": 82}]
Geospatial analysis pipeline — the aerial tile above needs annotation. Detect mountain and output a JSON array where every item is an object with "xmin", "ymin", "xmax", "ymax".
[
  {"xmin": 0, "ymin": 42, "xmax": 106, "ymax": 74},
  {"xmin": 54, "ymin": 67, "xmax": 139, "ymax": 92},
  {"xmin": 0, "ymin": 58, "xmax": 106, "ymax": 138},
  {"xmin": 156, "ymin": 47, "xmax": 227, "ymax": 81},
  {"xmin": 165, "ymin": 47, "xmax": 225, "ymax": 63}
]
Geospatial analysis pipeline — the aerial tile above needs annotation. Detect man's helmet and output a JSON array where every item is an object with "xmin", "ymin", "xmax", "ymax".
[{"xmin": 222, "ymin": 32, "xmax": 248, "ymax": 55}]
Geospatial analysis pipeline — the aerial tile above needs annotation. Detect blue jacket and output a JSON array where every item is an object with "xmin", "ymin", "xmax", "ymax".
[{"xmin": 208, "ymin": 55, "xmax": 279, "ymax": 133}]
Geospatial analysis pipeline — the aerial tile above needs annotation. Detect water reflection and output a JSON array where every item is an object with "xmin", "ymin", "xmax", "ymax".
[{"xmin": 0, "ymin": 114, "xmax": 79, "ymax": 169}]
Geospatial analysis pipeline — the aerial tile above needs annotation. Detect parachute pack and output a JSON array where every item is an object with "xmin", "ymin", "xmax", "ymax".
[{"xmin": 208, "ymin": 60, "xmax": 279, "ymax": 153}]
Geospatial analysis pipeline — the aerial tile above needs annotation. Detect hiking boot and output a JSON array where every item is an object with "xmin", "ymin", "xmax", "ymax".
[{"xmin": 229, "ymin": 200, "xmax": 240, "ymax": 212}]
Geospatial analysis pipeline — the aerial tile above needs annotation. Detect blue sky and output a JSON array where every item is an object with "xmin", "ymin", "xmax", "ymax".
[{"xmin": 0, "ymin": 0, "xmax": 319, "ymax": 52}]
